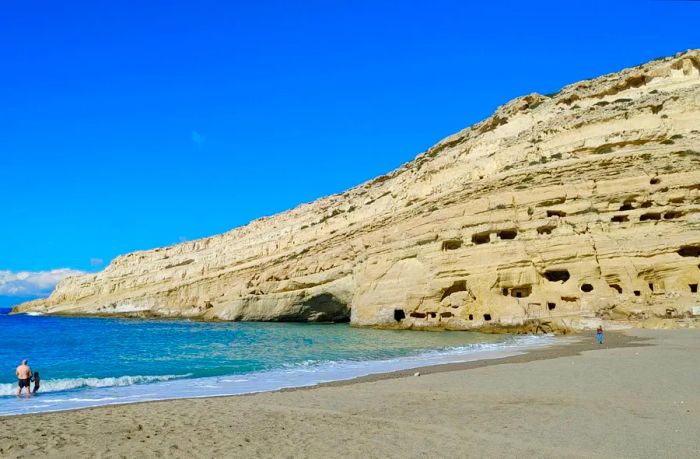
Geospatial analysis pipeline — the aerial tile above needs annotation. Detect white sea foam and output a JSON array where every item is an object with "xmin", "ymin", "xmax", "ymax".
[
  {"xmin": 0, "ymin": 374, "xmax": 191, "ymax": 397},
  {"xmin": 0, "ymin": 335, "xmax": 556, "ymax": 417}
]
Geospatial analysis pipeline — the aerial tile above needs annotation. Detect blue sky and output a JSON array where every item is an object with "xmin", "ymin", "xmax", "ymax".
[{"xmin": 0, "ymin": 0, "xmax": 698, "ymax": 299}]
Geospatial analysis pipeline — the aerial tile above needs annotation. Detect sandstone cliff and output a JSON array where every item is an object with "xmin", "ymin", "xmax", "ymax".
[{"xmin": 16, "ymin": 51, "xmax": 700, "ymax": 332}]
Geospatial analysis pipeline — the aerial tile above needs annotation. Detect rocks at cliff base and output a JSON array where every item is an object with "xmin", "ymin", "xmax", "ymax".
[{"xmin": 15, "ymin": 50, "xmax": 700, "ymax": 333}]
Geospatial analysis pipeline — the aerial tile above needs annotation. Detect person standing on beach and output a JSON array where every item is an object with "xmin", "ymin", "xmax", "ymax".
[
  {"xmin": 596, "ymin": 326, "xmax": 604, "ymax": 345},
  {"xmin": 15, "ymin": 359, "xmax": 33, "ymax": 396},
  {"xmin": 32, "ymin": 371, "xmax": 41, "ymax": 394}
]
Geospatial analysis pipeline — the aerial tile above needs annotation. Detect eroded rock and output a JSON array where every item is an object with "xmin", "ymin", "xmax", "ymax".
[{"xmin": 15, "ymin": 51, "xmax": 700, "ymax": 332}]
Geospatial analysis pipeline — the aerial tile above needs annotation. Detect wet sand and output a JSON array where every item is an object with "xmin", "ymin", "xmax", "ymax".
[{"xmin": 1, "ymin": 329, "xmax": 698, "ymax": 458}]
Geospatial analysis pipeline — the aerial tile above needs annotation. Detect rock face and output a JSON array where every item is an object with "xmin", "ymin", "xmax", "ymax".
[{"xmin": 16, "ymin": 51, "xmax": 700, "ymax": 332}]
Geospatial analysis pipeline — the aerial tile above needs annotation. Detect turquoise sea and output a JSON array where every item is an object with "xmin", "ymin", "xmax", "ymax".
[{"xmin": 0, "ymin": 309, "xmax": 553, "ymax": 416}]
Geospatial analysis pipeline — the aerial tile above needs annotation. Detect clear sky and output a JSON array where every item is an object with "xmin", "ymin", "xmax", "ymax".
[{"xmin": 0, "ymin": 0, "xmax": 698, "ymax": 298}]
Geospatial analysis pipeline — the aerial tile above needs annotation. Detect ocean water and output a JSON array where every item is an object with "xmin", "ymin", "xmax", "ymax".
[{"xmin": 0, "ymin": 309, "xmax": 554, "ymax": 416}]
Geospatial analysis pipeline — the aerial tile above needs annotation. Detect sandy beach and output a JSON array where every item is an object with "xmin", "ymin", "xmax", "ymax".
[{"xmin": 1, "ymin": 329, "xmax": 698, "ymax": 458}]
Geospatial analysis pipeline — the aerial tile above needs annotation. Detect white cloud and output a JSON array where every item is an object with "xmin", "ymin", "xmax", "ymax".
[
  {"xmin": 191, "ymin": 131, "xmax": 205, "ymax": 145},
  {"xmin": 0, "ymin": 269, "xmax": 85, "ymax": 297},
  {"xmin": 90, "ymin": 258, "xmax": 104, "ymax": 267}
]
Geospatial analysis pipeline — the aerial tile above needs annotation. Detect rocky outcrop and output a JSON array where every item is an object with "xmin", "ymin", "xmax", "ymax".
[{"xmin": 15, "ymin": 51, "xmax": 700, "ymax": 332}]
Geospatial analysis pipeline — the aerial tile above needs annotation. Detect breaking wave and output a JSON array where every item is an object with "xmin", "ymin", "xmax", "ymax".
[{"xmin": 0, "ymin": 374, "xmax": 191, "ymax": 397}]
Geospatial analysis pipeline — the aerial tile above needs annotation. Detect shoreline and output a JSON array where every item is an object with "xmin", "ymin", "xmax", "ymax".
[
  {"xmin": 1, "ymin": 329, "xmax": 697, "ymax": 458},
  {"xmin": 2, "ymin": 330, "xmax": 635, "ymax": 419},
  {"xmin": 309, "ymin": 329, "xmax": 644, "ymax": 390},
  {"xmin": 0, "ymin": 332, "xmax": 556, "ymax": 417}
]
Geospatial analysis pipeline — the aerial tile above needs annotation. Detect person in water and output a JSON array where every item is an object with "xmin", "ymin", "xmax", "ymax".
[
  {"xmin": 596, "ymin": 326, "xmax": 604, "ymax": 345},
  {"xmin": 15, "ymin": 359, "xmax": 32, "ymax": 396},
  {"xmin": 32, "ymin": 371, "xmax": 40, "ymax": 394}
]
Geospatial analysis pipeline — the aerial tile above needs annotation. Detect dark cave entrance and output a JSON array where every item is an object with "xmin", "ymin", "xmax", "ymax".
[
  {"xmin": 286, "ymin": 293, "xmax": 351, "ymax": 323},
  {"xmin": 544, "ymin": 270, "xmax": 570, "ymax": 283}
]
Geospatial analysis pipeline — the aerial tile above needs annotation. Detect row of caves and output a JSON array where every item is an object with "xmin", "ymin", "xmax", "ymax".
[
  {"xmin": 610, "ymin": 189, "xmax": 692, "ymax": 222},
  {"xmin": 443, "ymin": 205, "xmax": 691, "ymax": 251},
  {"xmin": 442, "ymin": 207, "xmax": 693, "ymax": 248},
  {"xmin": 611, "ymin": 210, "xmax": 685, "ymax": 223},
  {"xmin": 392, "ymin": 252, "xmax": 700, "ymax": 325},
  {"xmin": 397, "ymin": 309, "xmax": 491, "ymax": 322},
  {"xmin": 439, "ymin": 181, "xmax": 695, "ymax": 249},
  {"xmin": 443, "ymin": 204, "xmax": 687, "ymax": 243},
  {"xmin": 604, "ymin": 281, "xmax": 698, "ymax": 295},
  {"xmin": 439, "ymin": 203, "xmax": 567, "ymax": 250},
  {"xmin": 440, "ymin": 229, "xmax": 519, "ymax": 250},
  {"xmin": 540, "ymin": 265, "xmax": 700, "ymax": 295}
]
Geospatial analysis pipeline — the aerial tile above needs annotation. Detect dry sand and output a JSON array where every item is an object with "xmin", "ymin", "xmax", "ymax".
[{"xmin": 1, "ymin": 329, "xmax": 698, "ymax": 458}]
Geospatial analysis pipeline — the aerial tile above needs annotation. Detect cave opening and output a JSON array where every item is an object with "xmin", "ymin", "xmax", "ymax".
[
  {"xmin": 690, "ymin": 284, "xmax": 698, "ymax": 293},
  {"xmin": 640, "ymin": 212, "xmax": 662, "ymax": 221},
  {"xmin": 394, "ymin": 309, "xmax": 406, "ymax": 321},
  {"xmin": 442, "ymin": 239, "xmax": 463, "ymax": 251},
  {"xmin": 546, "ymin": 210, "xmax": 567, "ymax": 218},
  {"xmin": 633, "ymin": 290, "xmax": 641, "ymax": 296},
  {"xmin": 441, "ymin": 280, "xmax": 467, "ymax": 301},
  {"xmin": 678, "ymin": 245, "xmax": 700, "ymax": 257},
  {"xmin": 510, "ymin": 285, "xmax": 532, "ymax": 298},
  {"xmin": 497, "ymin": 229, "xmax": 518, "ymax": 240},
  {"xmin": 291, "ymin": 293, "xmax": 350, "ymax": 323},
  {"xmin": 547, "ymin": 302, "xmax": 556, "ymax": 311},
  {"xmin": 472, "ymin": 232, "xmax": 490, "ymax": 245},
  {"xmin": 611, "ymin": 215, "xmax": 629, "ymax": 223},
  {"xmin": 580, "ymin": 283, "xmax": 594, "ymax": 292},
  {"xmin": 544, "ymin": 270, "xmax": 570, "ymax": 283},
  {"xmin": 619, "ymin": 201, "xmax": 635, "ymax": 211},
  {"xmin": 483, "ymin": 313, "xmax": 492, "ymax": 321}
]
